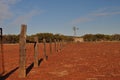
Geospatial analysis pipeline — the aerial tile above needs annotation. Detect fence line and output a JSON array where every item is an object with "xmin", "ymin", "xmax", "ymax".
[{"xmin": 0, "ymin": 24, "xmax": 67, "ymax": 78}]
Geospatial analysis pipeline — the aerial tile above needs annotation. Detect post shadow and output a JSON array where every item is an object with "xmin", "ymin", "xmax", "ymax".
[
  {"xmin": 0, "ymin": 67, "xmax": 19, "ymax": 80},
  {"xmin": 26, "ymin": 58, "xmax": 44, "ymax": 76},
  {"xmin": 26, "ymin": 63, "xmax": 34, "ymax": 76},
  {"xmin": 38, "ymin": 58, "xmax": 43, "ymax": 66},
  {"xmin": 0, "ymin": 59, "xmax": 44, "ymax": 79}
]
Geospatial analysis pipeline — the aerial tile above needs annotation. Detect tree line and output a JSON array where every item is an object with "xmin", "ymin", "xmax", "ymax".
[
  {"xmin": 2, "ymin": 33, "xmax": 120, "ymax": 43},
  {"xmin": 2, "ymin": 33, "xmax": 74, "ymax": 43},
  {"xmin": 83, "ymin": 34, "xmax": 120, "ymax": 42}
]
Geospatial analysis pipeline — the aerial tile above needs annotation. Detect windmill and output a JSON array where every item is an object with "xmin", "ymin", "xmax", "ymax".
[{"xmin": 73, "ymin": 26, "xmax": 79, "ymax": 36}]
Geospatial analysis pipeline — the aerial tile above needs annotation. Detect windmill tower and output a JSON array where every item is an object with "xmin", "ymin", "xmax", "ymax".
[{"xmin": 73, "ymin": 26, "xmax": 79, "ymax": 37}]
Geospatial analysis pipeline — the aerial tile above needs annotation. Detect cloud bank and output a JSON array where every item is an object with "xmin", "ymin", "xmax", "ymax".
[
  {"xmin": 72, "ymin": 17, "xmax": 92, "ymax": 25},
  {"xmin": 11, "ymin": 10, "xmax": 39, "ymax": 26},
  {"xmin": 72, "ymin": 7, "xmax": 120, "ymax": 25},
  {"xmin": 0, "ymin": 0, "xmax": 14, "ymax": 23},
  {"xmin": 0, "ymin": 0, "xmax": 40, "ymax": 27}
]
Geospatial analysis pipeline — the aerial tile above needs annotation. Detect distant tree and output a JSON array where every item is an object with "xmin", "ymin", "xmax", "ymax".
[
  {"xmin": 83, "ymin": 34, "xmax": 120, "ymax": 42},
  {"xmin": 94, "ymin": 34, "xmax": 105, "ymax": 41},
  {"xmin": 36, "ymin": 33, "xmax": 54, "ymax": 42},
  {"xmin": 83, "ymin": 34, "xmax": 95, "ymax": 41},
  {"xmin": 112, "ymin": 34, "xmax": 120, "ymax": 41},
  {"xmin": 3, "ymin": 34, "xmax": 19, "ymax": 43},
  {"xmin": 104, "ymin": 35, "xmax": 112, "ymax": 41}
]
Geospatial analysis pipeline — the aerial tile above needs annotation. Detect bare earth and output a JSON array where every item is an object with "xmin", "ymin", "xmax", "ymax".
[{"xmin": 1, "ymin": 42, "xmax": 120, "ymax": 80}]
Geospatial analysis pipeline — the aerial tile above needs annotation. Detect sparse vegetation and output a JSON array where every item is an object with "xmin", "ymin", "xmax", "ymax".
[
  {"xmin": 83, "ymin": 34, "xmax": 120, "ymax": 42},
  {"xmin": 2, "ymin": 33, "xmax": 120, "ymax": 43},
  {"xmin": 3, "ymin": 33, "xmax": 74, "ymax": 43}
]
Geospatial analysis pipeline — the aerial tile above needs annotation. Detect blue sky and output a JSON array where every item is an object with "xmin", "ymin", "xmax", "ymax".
[{"xmin": 0, "ymin": 0, "xmax": 120, "ymax": 36}]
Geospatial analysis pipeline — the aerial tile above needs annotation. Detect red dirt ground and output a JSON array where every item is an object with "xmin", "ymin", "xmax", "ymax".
[{"xmin": 0, "ymin": 42, "xmax": 120, "ymax": 80}]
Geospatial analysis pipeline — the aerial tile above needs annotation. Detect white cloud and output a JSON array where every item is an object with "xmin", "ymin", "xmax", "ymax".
[
  {"xmin": 0, "ymin": 0, "xmax": 12, "ymax": 23},
  {"xmin": 91, "ymin": 7, "xmax": 120, "ymax": 17},
  {"xmin": 0, "ymin": 0, "xmax": 40, "ymax": 27},
  {"xmin": 71, "ymin": 7, "xmax": 120, "ymax": 25},
  {"xmin": 72, "ymin": 17, "xmax": 92, "ymax": 25},
  {"xmin": 92, "ymin": 11, "xmax": 120, "ymax": 17},
  {"xmin": 0, "ymin": 0, "xmax": 20, "ymax": 24},
  {"xmin": 11, "ymin": 10, "xmax": 39, "ymax": 26},
  {"xmin": 3, "ymin": 0, "xmax": 21, "ymax": 4}
]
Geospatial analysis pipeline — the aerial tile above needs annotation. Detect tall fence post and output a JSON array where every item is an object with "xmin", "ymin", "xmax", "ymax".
[
  {"xmin": 59, "ymin": 40, "xmax": 62, "ymax": 51},
  {"xmin": 0, "ymin": 28, "xmax": 4, "ymax": 77},
  {"xmin": 54, "ymin": 39, "xmax": 57, "ymax": 52},
  {"xmin": 34, "ymin": 37, "xmax": 39, "ymax": 67},
  {"xmin": 19, "ymin": 24, "xmax": 27, "ymax": 78},
  {"xmin": 62, "ymin": 40, "xmax": 65, "ymax": 50},
  {"xmin": 43, "ymin": 38, "xmax": 47, "ymax": 61},
  {"xmin": 49, "ymin": 38, "xmax": 52, "ymax": 54},
  {"xmin": 57, "ymin": 40, "xmax": 59, "ymax": 52},
  {"xmin": 61, "ymin": 40, "xmax": 64, "ymax": 49}
]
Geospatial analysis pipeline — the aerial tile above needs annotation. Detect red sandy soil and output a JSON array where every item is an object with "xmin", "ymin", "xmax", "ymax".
[{"xmin": 0, "ymin": 42, "xmax": 120, "ymax": 80}]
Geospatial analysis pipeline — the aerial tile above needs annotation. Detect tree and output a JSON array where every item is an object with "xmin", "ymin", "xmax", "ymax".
[
  {"xmin": 112, "ymin": 34, "xmax": 120, "ymax": 41},
  {"xmin": 3, "ymin": 34, "xmax": 19, "ymax": 43}
]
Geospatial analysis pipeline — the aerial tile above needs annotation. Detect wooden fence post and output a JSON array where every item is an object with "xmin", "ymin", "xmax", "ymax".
[
  {"xmin": 61, "ymin": 40, "xmax": 64, "ymax": 49},
  {"xmin": 54, "ymin": 39, "xmax": 57, "ymax": 52},
  {"xmin": 59, "ymin": 40, "xmax": 62, "ymax": 51},
  {"xmin": 57, "ymin": 40, "xmax": 59, "ymax": 52},
  {"xmin": 49, "ymin": 38, "xmax": 52, "ymax": 54},
  {"xmin": 19, "ymin": 24, "xmax": 27, "ymax": 78},
  {"xmin": 0, "ymin": 28, "xmax": 4, "ymax": 77},
  {"xmin": 43, "ymin": 38, "xmax": 47, "ymax": 61},
  {"xmin": 63, "ymin": 40, "xmax": 66, "ymax": 47},
  {"xmin": 59, "ymin": 40, "xmax": 61, "ymax": 52},
  {"xmin": 34, "ymin": 37, "xmax": 39, "ymax": 67}
]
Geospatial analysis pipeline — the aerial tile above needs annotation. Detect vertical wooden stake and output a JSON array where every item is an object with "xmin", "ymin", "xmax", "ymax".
[
  {"xmin": 19, "ymin": 24, "xmax": 27, "ymax": 78},
  {"xmin": 62, "ymin": 40, "xmax": 65, "ymax": 47},
  {"xmin": 57, "ymin": 40, "xmax": 59, "ymax": 52},
  {"xmin": 60, "ymin": 40, "xmax": 62, "ymax": 51},
  {"xmin": 34, "ymin": 37, "xmax": 38, "ymax": 67},
  {"xmin": 54, "ymin": 39, "xmax": 57, "ymax": 52},
  {"xmin": 61, "ymin": 40, "xmax": 64, "ymax": 49},
  {"xmin": 49, "ymin": 39, "xmax": 52, "ymax": 54},
  {"xmin": 43, "ymin": 38, "xmax": 47, "ymax": 61},
  {"xmin": 0, "ymin": 28, "xmax": 4, "ymax": 77}
]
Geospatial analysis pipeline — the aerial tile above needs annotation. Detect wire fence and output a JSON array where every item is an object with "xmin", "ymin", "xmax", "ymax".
[{"xmin": 0, "ymin": 25, "xmax": 66, "ymax": 78}]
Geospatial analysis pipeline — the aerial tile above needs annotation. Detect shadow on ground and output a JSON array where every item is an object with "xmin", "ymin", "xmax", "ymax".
[
  {"xmin": 26, "ymin": 58, "xmax": 43, "ymax": 76},
  {"xmin": 0, "ymin": 67, "xmax": 19, "ymax": 80},
  {"xmin": 0, "ymin": 58, "xmax": 44, "ymax": 80}
]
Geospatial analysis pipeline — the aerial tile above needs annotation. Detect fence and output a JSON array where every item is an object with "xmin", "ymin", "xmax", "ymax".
[{"xmin": 0, "ymin": 24, "xmax": 66, "ymax": 78}]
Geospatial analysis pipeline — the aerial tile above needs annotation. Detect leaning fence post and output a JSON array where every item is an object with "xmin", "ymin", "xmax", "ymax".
[
  {"xmin": 19, "ymin": 24, "xmax": 27, "ymax": 78},
  {"xmin": 0, "ymin": 28, "xmax": 4, "ymax": 77},
  {"xmin": 43, "ymin": 38, "xmax": 47, "ymax": 61},
  {"xmin": 34, "ymin": 37, "xmax": 39, "ymax": 67},
  {"xmin": 49, "ymin": 38, "xmax": 52, "ymax": 54}
]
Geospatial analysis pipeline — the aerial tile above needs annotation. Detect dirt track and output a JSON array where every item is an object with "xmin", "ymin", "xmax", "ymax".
[{"xmin": 1, "ymin": 42, "xmax": 120, "ymax": 80}]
